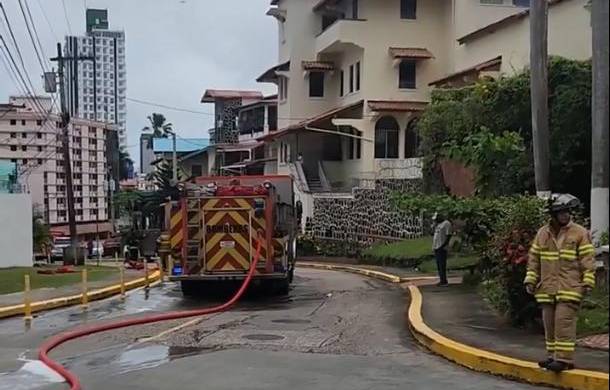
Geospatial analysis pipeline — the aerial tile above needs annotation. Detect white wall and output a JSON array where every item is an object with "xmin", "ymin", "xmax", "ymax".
[{"xmin": 0, "ymin": 194, "xmax": 33, "ymax": 268}]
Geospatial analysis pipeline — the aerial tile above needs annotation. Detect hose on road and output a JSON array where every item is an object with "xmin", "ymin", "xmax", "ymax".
[{"xmin": 39, "ymin": 240, "xmax": 263, "ymax": 390}]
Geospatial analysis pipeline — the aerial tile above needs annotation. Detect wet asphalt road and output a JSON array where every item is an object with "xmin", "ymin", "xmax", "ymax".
[{"xmin": 0, "ymin": 268, "xmax": 551, "ymax": 390}]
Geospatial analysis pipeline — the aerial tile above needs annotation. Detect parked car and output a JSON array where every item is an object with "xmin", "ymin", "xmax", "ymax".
[
  {"xmin": 50, "ymin": 237, "xmax": 71, "ymax": 261},
  {"xmin": 103, "ymin": 235, "xmax": 122, "ymax": 257}
]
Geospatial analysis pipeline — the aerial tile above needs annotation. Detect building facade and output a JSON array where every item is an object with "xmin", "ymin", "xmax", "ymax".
[
  {"xmin": 258, "ymin": 0, "xmax": 592, "ymax": 236},
  {"xmin": 64, "ymin": 9, "xmax": 127, "ymax": 147},
  {"xmin": 0, "ymin": 96, "xmax": 117, "ymax": 238},
  {"xmin": 260, "ymin": 0, "xmax": 592, "ymax": 190}
]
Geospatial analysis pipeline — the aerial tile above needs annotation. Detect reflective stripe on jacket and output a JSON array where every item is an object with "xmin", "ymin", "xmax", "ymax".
[{"xmin": 524, "ymin": 222, "xmax": 595, "ymax": 304}]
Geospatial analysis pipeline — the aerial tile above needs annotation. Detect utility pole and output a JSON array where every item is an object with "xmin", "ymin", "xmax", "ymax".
[
  {"xmin": 171, "ymin": 131, "xmax": 177, "ymax": 184},
  {"xmin": 591, "ymin": 0, "xmax": 609, "ymax": 241},
  {"xmin": 51, "ymin": 43, "xmax": 79, "ymax": 265},
  {"xmin": 51, "ymin": 43, "xmax": 94, "ymax": 265},
  {"xmin": 530, "ymin": 0, "xmax": 551, "ymax": 198}
]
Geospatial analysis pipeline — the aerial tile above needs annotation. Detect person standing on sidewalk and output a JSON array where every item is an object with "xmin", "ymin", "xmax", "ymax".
[
  {"xmin": 432, "ymin": 212, "xmax": 452, "ymax": 287},
  {"xmin": 524, "ymin": 194, "xmax": 596, "ymax": 373}
]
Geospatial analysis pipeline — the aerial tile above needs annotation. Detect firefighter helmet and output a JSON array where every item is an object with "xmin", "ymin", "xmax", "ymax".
[{"xmin": 548, "ymin": 193, "xmax": 581, "ymax": 213}]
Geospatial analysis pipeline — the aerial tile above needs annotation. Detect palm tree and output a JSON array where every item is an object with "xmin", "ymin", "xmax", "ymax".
[{"xmin": 142, "ymin": 113, "xmax": 173, "ymax": 138}]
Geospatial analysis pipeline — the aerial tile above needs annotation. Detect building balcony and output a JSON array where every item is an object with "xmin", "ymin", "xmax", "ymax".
[{"xmin": 315, "ymin": 18, "xmax": 366, "ymax": 54}]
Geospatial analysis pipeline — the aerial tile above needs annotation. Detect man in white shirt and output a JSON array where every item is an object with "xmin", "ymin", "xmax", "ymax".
[{"xmin": 432, "ymin": 212, "xmax": 452, "ymax": 286}]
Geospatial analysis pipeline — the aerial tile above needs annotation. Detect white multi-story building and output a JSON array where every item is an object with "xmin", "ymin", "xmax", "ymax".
[
  {"xmin": 64, "ymin": 9, "xmax": 127, "ymax": 147},
  {"xmin": 259, "ymin": 0, "xmax": 592, "ymax": 186},
  {"xmin": 0, "ymin": 96, "xmax": 118, "ymax": 240}
]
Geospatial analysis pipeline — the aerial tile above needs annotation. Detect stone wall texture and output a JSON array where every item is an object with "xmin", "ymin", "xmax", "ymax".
[{"xmin": 310, "ymin": 179, "xmax": 423, "ymax": 244}]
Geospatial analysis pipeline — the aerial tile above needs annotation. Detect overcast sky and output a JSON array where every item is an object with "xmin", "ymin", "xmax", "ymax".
[{"xmin": 0, "ymin": 0, "xmax": 277, "ymax": 168}]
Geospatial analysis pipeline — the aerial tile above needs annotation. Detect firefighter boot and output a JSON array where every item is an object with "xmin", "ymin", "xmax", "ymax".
[{"xmin": 540, "ymin": 304, "xmax": 556, "ymax": 369}]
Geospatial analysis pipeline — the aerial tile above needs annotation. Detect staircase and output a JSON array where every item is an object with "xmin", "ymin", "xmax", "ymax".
[{"xmin": 303, "ymin": 164, "xmax": 328, "ymax": 193}]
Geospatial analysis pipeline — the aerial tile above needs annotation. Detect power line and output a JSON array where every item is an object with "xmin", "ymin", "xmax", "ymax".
[
  {"xmin": 23, "ymin": 0, "xmax": 49, "ymax": 69},
  {"xmin": 60, "ymin": 0, "xmax": 71, "ymax": 34},
  {"xmin": 18, "ymin": 0, "xmax": 45, "ymax": 72},
  {"xmin": 127, "ymin": 97, "xmax": 216, "ymax": 116},
  {"xmin": 34, "ymin": 0, "xmax": 57, "ymax": 41}
]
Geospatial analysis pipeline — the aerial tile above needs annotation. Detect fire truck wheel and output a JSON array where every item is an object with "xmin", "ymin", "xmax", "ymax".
[
  {"xmin": 180, "ymin": 281, "xmax": 199, "ymax": 297},
  {"xmin": 276, "ymin": 278, "xmax": 290, "ymax": 295}
]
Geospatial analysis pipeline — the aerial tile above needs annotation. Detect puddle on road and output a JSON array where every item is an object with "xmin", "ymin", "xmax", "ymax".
[{"xmin": 0, "ymin": 359, "xmax": 64, "ymax": 390}]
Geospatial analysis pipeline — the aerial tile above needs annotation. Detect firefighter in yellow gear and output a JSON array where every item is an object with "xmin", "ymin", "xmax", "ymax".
[{"xmin": 524, "ymin": 194, "xmax": 596, "ymax": 373}]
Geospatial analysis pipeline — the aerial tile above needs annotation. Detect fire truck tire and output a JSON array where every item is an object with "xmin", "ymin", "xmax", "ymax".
[
  {"xmin": 180, "ymin": 281, "xmax": 199, "ymax": 297},
  {"xmin": 276, "ymin": 277, "xmax": 290, "ymax": 295}
]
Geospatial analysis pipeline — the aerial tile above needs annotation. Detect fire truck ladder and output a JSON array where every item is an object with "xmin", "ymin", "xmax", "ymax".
[{"xmin": 185, "ymin": 197, "xmax": 203, "ymax": 272}]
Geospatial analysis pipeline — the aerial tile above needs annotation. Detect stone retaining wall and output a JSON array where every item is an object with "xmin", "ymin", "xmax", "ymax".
[{"xmin": 311, "ymin": 179, "xmax": 423, "ymax": 244}]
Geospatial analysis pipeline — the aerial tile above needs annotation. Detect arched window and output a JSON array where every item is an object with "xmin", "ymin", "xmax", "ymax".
[
  {"xmin": 375, "ymin": 116, "xmax": 399, "ymax": 159},
  {"xmin": 404, "ymin": 118, "xmax": 420, "ymax": 158}
]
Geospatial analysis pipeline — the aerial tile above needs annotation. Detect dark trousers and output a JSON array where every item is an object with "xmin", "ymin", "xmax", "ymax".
[{"xmin": 434, "ymin": 248, "xmax": 448, "ymax": 284}]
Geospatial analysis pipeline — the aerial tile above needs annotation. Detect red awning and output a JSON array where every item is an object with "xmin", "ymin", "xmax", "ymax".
[
  {"xmin": 302, "ymin": 61, "xmax": 335, "ymax": 71},
  {"xmin": 389, "ymin": 47, "xmax": 434, "ymax": 60},
  {"xmin": 367, "ymin": 100, "xmax": 428, "ymax": 112},
  {"xmin": 256, "ymin": 61, "xmax": 290, "ymax": 83}
]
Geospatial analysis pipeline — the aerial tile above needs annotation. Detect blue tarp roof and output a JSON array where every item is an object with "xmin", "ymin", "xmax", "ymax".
[{"xmin": 153, "ymin": 138, "xmax": 209, "ymax": 153}]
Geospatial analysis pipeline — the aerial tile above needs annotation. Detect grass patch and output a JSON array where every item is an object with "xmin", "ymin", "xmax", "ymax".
[
  {"xmin": 578, "ymin": 288, "xmax": 609, "ymax": 336},
  {"xmin": 362, "ymin": 236, "xmax": 432, "ymax": 260},
  {"xmin": 0, "ymin": 266, "xmax": 118, "ymax": 295},
  {"xmin": 417, "ymin": 254, "xmax": 480, "ymax": 274}
]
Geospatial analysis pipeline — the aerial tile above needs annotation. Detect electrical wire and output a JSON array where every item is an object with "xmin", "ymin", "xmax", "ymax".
[
  {"xmin": 18, "ymin": 0, "xmax": 45, "ymax": 72},
  {"xmin": 34, "ymin": 0, "xmax": 58, "ymax": 41},
  {"xmin": 60, "ymin": 0, "xmax": 71, "ymax": 34}
]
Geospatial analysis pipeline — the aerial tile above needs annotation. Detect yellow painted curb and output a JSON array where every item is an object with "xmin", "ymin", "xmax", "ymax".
[
  {"xmin": 407, "ymin": 285, "xmax": 609, "ymax": 390},
  {"xmin": 297, "ymin": 262, "xmax": 402, "ymax": 283},
  {"xmin": 0, "ymin": 270, "xmax": 161, "ymax": 320}
]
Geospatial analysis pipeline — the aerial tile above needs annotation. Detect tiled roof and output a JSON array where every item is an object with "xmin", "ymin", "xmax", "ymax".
[
  {"xmin": 429, "ymin": 56, "xmax": 502, "ymax": 86},
  {"xmin": 389, "ymin": 47, "xmax": 434, "ymax": 60},
  {"xmin": 457, "ymin": 0, "xmax": 567, "ymax": 45},
  {"xmin": 153, "ymin": 138, "xmax": 210, "ymax": 153},
  {"xmin": 258, "ymin": 100, "xmax": 364, "ymax": 142},
  {"xmin": 302, "ymin": 61, "xmax": 336, "ymax": 71},
  {"xmin": 201, "ymin": 89, "xmax": 263, "ymax": 103},
  {"xmin": 256, "ymin": 61, "xmax": 290, "ymax": 83},
  {"xmin": 367, "ymin": 100, "xmax": 428, "ymax": 112}
]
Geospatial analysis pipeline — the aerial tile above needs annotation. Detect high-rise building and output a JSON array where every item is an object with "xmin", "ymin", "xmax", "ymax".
[
  {"xmin": 64, "ymin": 9, "xmax": 127, "ymax": 148},
  {"xmin": 0, "ymin": 96, "xmax": 118, "ymax": 240}
]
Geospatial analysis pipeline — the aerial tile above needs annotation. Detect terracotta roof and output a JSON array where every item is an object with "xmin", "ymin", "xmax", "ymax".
[
  {"xmin": 429, "ymin": 56, "xmax": 502, "ymax": 87},
  {"xmin": 256, "ymin": 61, "xmax": 290, "ymax": 83},
  {"xmin": 201, "ymin": 89, "xmax": 263, "ymax": 103},
  {"xmin": 457, "ymin": 0, "xmax": 567, "ymax": 45},
  {"xmin": 367, "ymin": 100, "xmax": 428, "ymax": 112},
  {"xmin": 389, "ymin": 47, "xmax": 434, "ymax": 60},
  {"xmin": 258, "ymin": 100, "xmax": 364, "ymax": 142},
  {"xmin": 302, "ymin": 61, "xmax": 335, "ymax": 71}
]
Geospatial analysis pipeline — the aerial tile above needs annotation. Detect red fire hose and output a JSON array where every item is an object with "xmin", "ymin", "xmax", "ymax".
[{"xmin": 39, "ymin": 241, "xmax": 263, "ymax": 390}]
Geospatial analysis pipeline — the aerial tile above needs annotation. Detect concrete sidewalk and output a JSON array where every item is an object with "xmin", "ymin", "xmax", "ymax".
[
  {"xmin": 0, "ymin": 268, "xmax": 144, "ymax": 308},
  {"xmin": 419, "ymin": 284, "xmax": 609, "ymax": 373}
]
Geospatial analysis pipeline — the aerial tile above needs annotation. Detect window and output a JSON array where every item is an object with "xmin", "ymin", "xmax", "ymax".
[
  {"xmin": 404, "ymin": 118, "xmax": 420, "ymax": 158},
  {"xmin": 21, "ymin": 133, "xmax": 27, "ymax": 138},
  {"xmin": 10, "ymin": 132, "xmax": 16, "ymax": 138},
  {"xmin": 21, "ymin": 120, "xmax": 26, "ymax": 125},
  {"xmin": 375, "ymin": 116, "xmax": 399, "ymax": 159},
  {"xmin": 512, "ymin": 0, "xmax": 530, "ymax": 6},
  {"xmin": 400, "ymin": 0, "xmax": 417, "ymax": 19},
  {"xmin": 309, "ymin": 72, "xmax": 324, "ymax": 98},
  {"xmin": 38, "ymin": 146, "xmax": 43, "ymax": 152},
  {"xmin": 480, "ymin": 0, "xmax": 503, "ymax": 4},
  {"xmin": 349, "ymin": 65, "xmax": 354, "ymax": 93},
  {"xmin": 21, "ymin": 146, "xmax": 27, "ymax": 151},
  {"xmin": 399, "ymin": 60, "xmax": 416, "ymax": 89},
  {"xmin": 339, "ymin": 70, "xmax": 344, "ymax": 97},
  {"xmin": 22, "ymin": 159, "xmax": 28, "ymax": 164},
  {"xmin": 10, "ymin": 145, "xmax": 16, "ymax": 151},
  {"xmin": 191, "ymin": 164, "xmax": 202, "ymax": 177},
  {"xmin": 36, "ymin": 120, "xmax": 42, "ymax": 126},
  {"xmin": 10, "ymin": 119, "xmax": 16, "ymax": 125},
  {"xmin": 355, "ymin": 61, "xmax": 361, "ymax": 91},
  {"xmin": 37, "ymin": 159, "xmax": 43, "ymax": 165},
  {"xmin": 37, "ymin": 132, "xmax": 42, "ymax": 139},
  {"xmin": 352, "ymin": 0, "xmax": 358, "ymax": 19}
]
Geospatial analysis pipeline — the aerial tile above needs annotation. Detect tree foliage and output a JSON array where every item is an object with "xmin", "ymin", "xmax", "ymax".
[
  {"xmin": 32, "ymin": 212, "xmax": 52, "ymax": 253},
  {"xmin": 142, "ymin": 113, "xmax": 173, "ymax": 139},
  {"xmin": 418, "ymin": 57, "xmax": 592, "ymax": 201}
]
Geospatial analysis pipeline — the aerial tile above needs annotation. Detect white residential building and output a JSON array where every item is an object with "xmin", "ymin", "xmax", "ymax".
[
  {"xmin": 0, "ymin": 96, "xmax": 118, "ymax": 239},
  {"xmin": 258, "ymin": 0, "xmax": 592, "ymax": 232},
  {"xmin": 64, "ymin": 9, "xmax": 127, "ymax": 147}
]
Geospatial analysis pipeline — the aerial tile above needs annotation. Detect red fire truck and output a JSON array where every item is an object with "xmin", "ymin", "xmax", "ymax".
[{"xmin": 161, "ymin": 176, "xmax": 301, "ymax": 296}]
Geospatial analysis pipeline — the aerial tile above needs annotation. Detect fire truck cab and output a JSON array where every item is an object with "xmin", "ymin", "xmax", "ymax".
[{"xmin": 162, "ymin": 175, "xmax": 300, "ymax": 296}]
